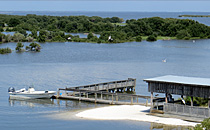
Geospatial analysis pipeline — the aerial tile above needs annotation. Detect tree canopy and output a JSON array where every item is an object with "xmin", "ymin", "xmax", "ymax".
[{"xmin": 0, "ymin": 14, "xmax": 210, "ymax": 43}]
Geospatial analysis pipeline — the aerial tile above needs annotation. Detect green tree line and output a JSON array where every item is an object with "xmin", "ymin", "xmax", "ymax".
[{"xmin": 0, "ymin": 14, "xmax": 210, "ymax": 43}]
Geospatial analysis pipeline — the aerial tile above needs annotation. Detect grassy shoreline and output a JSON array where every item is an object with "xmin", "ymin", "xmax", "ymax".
[{"xmin": 179, "ymin": 15, "xmax": 210, "ymax": 17}]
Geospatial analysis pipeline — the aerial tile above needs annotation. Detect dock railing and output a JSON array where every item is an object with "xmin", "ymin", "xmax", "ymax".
[
  {"xmin": 164, "ymin": 103, "xmax": 210, "ymax": 118},
  {"xmin": 57, "ymin": 88, "xmax": 152, "ymax": 106},
  {"xmin": 70, "ymin": 78, "xmax": 136, "ymax": 92}
]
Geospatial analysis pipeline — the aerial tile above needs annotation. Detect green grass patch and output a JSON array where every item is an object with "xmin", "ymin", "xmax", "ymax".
[
  {"xmin": 141, "ymin": 36, "xmax": 176, "ymax": 40},
  {"xmin": 157, "ymin": 36, "xmax": 176, "ymax": 40},
  {"xmin": 179, "ymin": 15, "xmax": 210, "ymax": 17}
]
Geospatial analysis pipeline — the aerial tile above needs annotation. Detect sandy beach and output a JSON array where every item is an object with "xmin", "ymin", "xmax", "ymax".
[{"xmin": 76, "ymin": 105, "xmax": 198, "ymax": 127}]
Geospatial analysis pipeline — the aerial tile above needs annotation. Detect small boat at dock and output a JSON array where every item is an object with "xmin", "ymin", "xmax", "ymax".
[{"xmin": 8, "ymin": 87, "xmax": 56, "ymax": 99}]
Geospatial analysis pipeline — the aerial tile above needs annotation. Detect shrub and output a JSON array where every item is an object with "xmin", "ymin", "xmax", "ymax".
[
  {"xmin": 176, "ymin": 30, "xmax": 191, "ymax": 39},
  {"xmin": 136, "ymin": 36, "xmax": 142, "ymax": 42},
  {"xmin": 0, "ymin": 47, "xmax": 12, "ymax": 54},
  {"xmin": 87, "ymin": 33, "xmax": 94, "ymax": 39},
  {"xmin": 146, "ymin": 35, "xmax": 157, "ymax": 42},
  {"xmin": 15, "ymin": 42, "xmax": 24, "ymax": 52},
  {"xmin": 29, "ymin": 42, "xmax": 41, "ymax": 52},
  {"xmin": 194, "ymin": 118, "xmax": 210, "ymax": 130}
]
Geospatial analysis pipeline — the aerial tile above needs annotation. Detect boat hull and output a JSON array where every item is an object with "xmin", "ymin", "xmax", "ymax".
[{"xmin": 9, "ymin": 91, "xmax": 56, "ymax": 99}]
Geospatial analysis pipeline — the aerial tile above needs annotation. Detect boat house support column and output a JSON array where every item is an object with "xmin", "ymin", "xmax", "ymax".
[
  {"xmin": 165, "ymin": 93, "xmax": 168, "ymax": 103},
  {"xmin": 191, "ymin": 96, "xmax": 193, "ymax": 106},
  {"xmin": 150, "ymin": 92, "xmax": 153, "ymax": 112},
  {"xmin": 208, "ymin": 97, "xmax": 210, "ymax": 108}
]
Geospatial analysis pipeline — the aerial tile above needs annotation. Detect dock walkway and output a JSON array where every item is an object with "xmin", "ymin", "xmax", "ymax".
[{"xmin": 56, "ymin": 78, "xmax": 154, "ymax": 106}]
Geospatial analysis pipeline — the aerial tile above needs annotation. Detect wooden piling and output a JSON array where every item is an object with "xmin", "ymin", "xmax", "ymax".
[
  {"xmin": 131, "ymin": 96, "xmax": 133, "ymax": 104},
  {"xmin": 95, "ymin": 93, "xmax": 97, "ymax": 103}
]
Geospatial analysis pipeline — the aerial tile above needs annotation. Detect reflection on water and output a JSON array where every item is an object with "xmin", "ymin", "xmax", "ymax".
[
  {"xmin": 9, "ymin": 99, "xmax": 55, "ymax": 107},
  {"xmin": 9, "ymin": 98, "xmax": 105, "ymax": 111}
]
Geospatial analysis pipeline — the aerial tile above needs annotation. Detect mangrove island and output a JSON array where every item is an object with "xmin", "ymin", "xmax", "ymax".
[{"xmin": 0, "ymin": 14, "xmax": 210, "ymax": 44}]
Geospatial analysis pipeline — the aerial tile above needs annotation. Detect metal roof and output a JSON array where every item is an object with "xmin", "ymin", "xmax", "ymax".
[{"xmin": 144, "ymin": 75, "xmax": 210, "ymax": 87}]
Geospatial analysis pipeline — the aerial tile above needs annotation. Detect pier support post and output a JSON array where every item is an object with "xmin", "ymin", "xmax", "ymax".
[
  {"xmin": 131, "ymin": 96, "xmax": 133, "ymax": 104},
  {"xmin": 208, "ymin": 97, "xmax": 210, "ymax": 108},
  {"xmin": 86, "ymin": 93, "xmax": 88, "ymax": 98},
  {"xmin": 191, "ymin": 96, "xmax": 193, "ymax": 106},
  {"xmin": 101, "ymin": 92, "xmax": 103, "ymax": 99},
  {"xmin": 133, "ymin": 79, "xmax": 136, "ymax": 91},
  {"xmin": 126, "ymin": 81, "xmax": 128, "ymax": 92},
  {"xmin": 165, "ymin": 93, "xmax": 168, "ymax": 103},
  {"xmin": 115, "ymin": 81, "xmax": 117, "ymax": 89},
  {"xmin": 116, "ymin": 94, "xmax": 118, "ymax": 101},
  {"xmin": 146, "ymin": 98, "xmax": 148, "ymax": 107},
  {"xmin": 150, "ymin": 92, "xmax": 153, "ymax": 112},
  {"xmin": 137, "ymin": 96, "xmax": 138, "ymax": 103},
  {"xmin": 79, "ymin": 91, "xmax": 81, "ymax": 101},
  {"xmin": 95, "ymin": 93, "xmax": 97, "ymax": 103},
  {"xmin": 123, "ymin": 87, "xmax": 126, "ymax": 92},
  {"xmin": 112, "ymin": 94, "xmax": 114, "ymax": 104},
  {"xmin": 107, "ymin": 84, "xmax": 109, "ymax": 92}
]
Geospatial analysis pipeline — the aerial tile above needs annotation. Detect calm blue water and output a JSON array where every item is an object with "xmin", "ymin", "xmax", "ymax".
[{"xmin": 1, "ymin": 12, "xmax": 210, "ymax": 130}]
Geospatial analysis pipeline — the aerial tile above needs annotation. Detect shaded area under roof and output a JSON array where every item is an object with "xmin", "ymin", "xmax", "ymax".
[{"xmin": 144, "ymin": 75, "xmax": 210, "ymax": 87}]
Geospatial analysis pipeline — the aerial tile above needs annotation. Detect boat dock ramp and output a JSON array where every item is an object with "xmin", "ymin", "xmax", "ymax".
[{"xmin": 54, "ymin": 78, "xmax": 153, "ymax": 106}]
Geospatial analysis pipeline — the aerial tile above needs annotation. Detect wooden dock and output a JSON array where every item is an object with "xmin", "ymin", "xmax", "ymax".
[
  {"xmin": 69, "ymin": 78, "xmax": 136, "ymax": 92},
  {"xmin": 55, "ymin": 88, "xmax": 151, "ymax": 105},
  {"xmin": 55, "ymin": 78, "xmax": 154, "ymax": 106}
]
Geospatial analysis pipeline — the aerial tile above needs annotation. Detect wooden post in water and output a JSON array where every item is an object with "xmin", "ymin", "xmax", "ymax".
[
  {"xmin": 137, "ymin": 96, "xmax": 138, "ymax": 103},
  {"xmin": 101, "ymin": 92, "xmax": 103, "ymax": 99},
  {"xmin": 131, "ymin": 96, "xmax": 133, "ymax": 104},
  {"xmin": 112, "ymin": 94, "xmax": 114, "ymax": 104},
  {"xmin": 79, "ymin": 91, "xmax": 81, "ymax": 101},
  {"xmin": 95, "ymin": 93, "xmax": 97, "ymax": 103},
  {"xmin": 86, "ymin": 93, "xmax": 88, "ymax": 98},
  {"xmin": 125, "ymin": 81, "xmax": 128, "ymax": 92},
  {"xmin": 116, "ymin": 93, "xmax": 118, "ymax": 101},
  {"xmin": 146, "ymin": 98, "xmax": 148, "ymax": 107}
]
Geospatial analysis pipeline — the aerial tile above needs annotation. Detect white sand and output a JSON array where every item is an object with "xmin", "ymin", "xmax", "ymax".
[{"xmin": 76, "ymin": 105, "xmax": 198, "ymax": 127}]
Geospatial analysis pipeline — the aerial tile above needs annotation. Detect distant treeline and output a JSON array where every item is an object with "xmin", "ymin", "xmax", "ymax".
[
  {"xmin": 0, "ymin": 14, "xmax": 210, "ymax": 43},
  {"xmin": 179, "ymin": 15, "xmax": 210, "ymax": 17}
]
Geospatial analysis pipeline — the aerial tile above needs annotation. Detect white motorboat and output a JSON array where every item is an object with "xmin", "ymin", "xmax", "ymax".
[{"xmin": 8, "ymin": 87, "xmax": 56, "ymax": 99}]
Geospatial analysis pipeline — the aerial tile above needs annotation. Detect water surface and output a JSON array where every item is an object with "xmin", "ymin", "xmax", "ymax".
[{"xmin": 1, "ymin": 11, "xmax": 210, "ymax": 130}]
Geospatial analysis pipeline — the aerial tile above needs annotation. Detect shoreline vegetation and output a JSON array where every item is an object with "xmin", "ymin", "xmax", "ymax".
[
  {"xmin": 179, "ymin": 15, "xmax": 210, "ymax": 17},
  {"xmin": 0, "ymin": 14, "xmax": 210, "ymax": 53},
  {"xmin": 0, "ymin": 47, "xmax": 11, "ymax": 54}
]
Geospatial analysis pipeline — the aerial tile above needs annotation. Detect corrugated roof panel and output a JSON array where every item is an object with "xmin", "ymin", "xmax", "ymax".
[{"xmin": 144, "ymin": 75, "xmax": 210, "ymax": 87}]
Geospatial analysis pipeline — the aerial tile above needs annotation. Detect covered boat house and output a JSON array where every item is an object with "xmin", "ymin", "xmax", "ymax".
[{"xmin": 144, "ymin": 75, "xmax": 210, "ymax": 118}]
